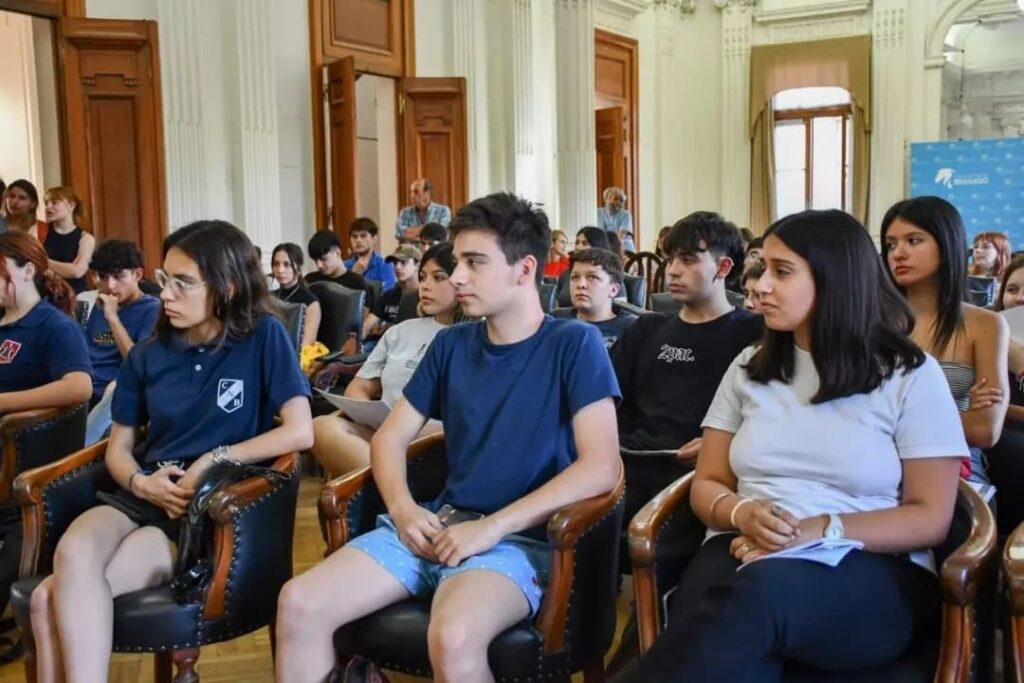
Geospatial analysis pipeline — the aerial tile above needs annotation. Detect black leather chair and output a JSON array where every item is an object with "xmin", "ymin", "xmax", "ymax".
[
  {"xmin": 310, "ymin": 281, "xmax": 365, "ymax": 354},
  {"xmin": 396, "ymin": 290, "xmax": 420, "ymax": 324},
  {"xmin": 630, "ymin": 475, "xmax": 998, "ymax": 682},
  {"xmin": 365, "ymin": 279, "xmax": 384, "ymax": 314},
  {"xmin": 0, "ymin": 405, "xmax": 87, "ymax": 504},
  {"xmin": 273, "ymin": 300, "xmax": 307, "ymax": 353},
  {"xmin": 620, "ymin": 275, "xmax": 647, "ymax": 309},
  {"xmin": 322, "ymin": 433, "xmax": 625, "ymax": 682},
  {"xmin": 556, "ymin": 271, "xmax": 572, "ymax": 308},
  {"xmin": 624, "ymin": 251, "xmax": 666, "ymax": 305},
  {"xmin": 539, "ymin": 282, "xmax": 558, "ymax": 314},
  {"xmin": 648, "ymin": 292, "xmax": 681, "ymax": 314},
  {"xmin": 9, "ymin": 446, "xmax": 302, "ymax": 683}
]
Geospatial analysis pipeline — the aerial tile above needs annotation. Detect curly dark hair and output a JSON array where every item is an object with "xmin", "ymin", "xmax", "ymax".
[{"xmin": 90, "ymin": 239, "xmax": 144, "ymax": 275}]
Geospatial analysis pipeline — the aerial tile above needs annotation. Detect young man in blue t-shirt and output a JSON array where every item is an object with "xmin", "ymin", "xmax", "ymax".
[
  {"xmin": 83, "ymin": 239, "xmax": 160, "ymax": 444},
  {"xmin": 344, "ymin": 217, "xmax": 397, "ymax": 290},
  {"xmin": 276, "ymin": 193, "xmax": 622, "ymax": 682}
]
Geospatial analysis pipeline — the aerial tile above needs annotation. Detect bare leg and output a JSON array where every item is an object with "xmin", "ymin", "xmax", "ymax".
[
  {"xmin": 50, "ymin": 507, "xmax": 175, "ymax": 683},
  {"xmin": 310, "ymin": 415, "xmax": 375, "ymax": 479},
  {"xmin": 427, "ymin": 570, "xmax": 530, "ymax": 683},
  {"xmin": 275, "ymin": 547, "xmax": 410, "ymax": 683},
  {"xmin": 30, "ymin": 576, "xmax": 64, "ymax": 683}
]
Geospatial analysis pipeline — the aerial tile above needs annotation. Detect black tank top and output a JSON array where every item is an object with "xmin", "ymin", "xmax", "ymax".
[{"xmin": 44, "ymin": 227, "xmax": 86, "ymax": 293}]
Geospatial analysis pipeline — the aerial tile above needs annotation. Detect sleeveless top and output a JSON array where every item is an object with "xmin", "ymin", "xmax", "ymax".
[
  {"xmin": 44, "ymin": 227, "xmax": 86, "ymax": 293},
  {"xmin": 939, "ymin": 360, "xmax": 987, "ymax": 481}
]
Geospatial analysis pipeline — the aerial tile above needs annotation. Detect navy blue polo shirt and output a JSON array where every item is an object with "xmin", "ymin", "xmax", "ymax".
[
  {"xmin": 85, "ymin": 294, "xmax": 160, "ymax": 399},
  {"xmin": 0, "ymin": 299, "xmax": 91, "ymax": 393},
  {"xmin": 111, "ymin": 314, "xmax": 310, "ymax": 464},
  {"xmin": 402, "ymin": 316, "xmax": 620, "ymax": 516}
]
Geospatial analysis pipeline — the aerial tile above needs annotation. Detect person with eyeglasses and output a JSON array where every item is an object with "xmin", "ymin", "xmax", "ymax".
[
  {"xmin": 26, "ymin": 220, "xmax": 313, "ymax": 682},
  {"xmin": 0, "ymin": 231, "xmax": 92, "ymax": 413},
  {"xmin": 83, "ymin": 239, "xmax": 160, "ymax": 445}
]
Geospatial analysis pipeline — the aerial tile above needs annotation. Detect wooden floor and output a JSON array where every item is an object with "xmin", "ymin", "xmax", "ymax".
[{"xmin": 0, "ymin": 475, "xmax": 630, "ymax": 682}]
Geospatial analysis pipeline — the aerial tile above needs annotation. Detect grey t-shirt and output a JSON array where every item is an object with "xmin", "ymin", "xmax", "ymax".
[
  {"xmin": 356, "ymin": 316, "xmax": 445, "ymax": 407},
  {"xmin": 702, "ymin": 345, "xmax": 968, "ymax": 571}
]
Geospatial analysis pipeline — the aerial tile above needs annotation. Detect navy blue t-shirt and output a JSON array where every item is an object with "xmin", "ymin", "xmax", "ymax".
[
  {"xmin": 552, "ymin": 308, "xmax": 639, "ymax": 350},
  {"xmin": 85, "ymin": 294, "xmax": 160, "ymax": 398},
  {"xmin": 111, "ymin": 314, "xmax": 310, "ymax": 464},
  {"xmin": 0, "ymin": 300, "xmax": 91, "ymax": 393},
  {"xmin": 402, "ymin": 316, "xmax": 621, "ymax": 515}
]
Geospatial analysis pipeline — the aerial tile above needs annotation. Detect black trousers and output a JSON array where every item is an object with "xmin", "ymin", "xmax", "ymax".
[
  {"xmin": 986, "ymin": 425, "xmax": 1024, "ymax": 535},
  {"xmin": 632, "ymin": 534, "xmax": 939, "ymax": 683}
]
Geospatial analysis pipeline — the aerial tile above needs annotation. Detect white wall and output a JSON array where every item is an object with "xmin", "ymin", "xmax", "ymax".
[{"xmin": 0, "ymin": 11, "xmax": 47, "ymax": 212}]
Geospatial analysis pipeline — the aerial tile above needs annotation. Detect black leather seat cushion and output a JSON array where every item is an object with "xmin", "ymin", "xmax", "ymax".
[{"xmin": 333, "ymin": 598, "xmax": 577, "ymax": 680}]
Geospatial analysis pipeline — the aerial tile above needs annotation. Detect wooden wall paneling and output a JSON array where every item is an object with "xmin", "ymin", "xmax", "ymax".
[
  {"xmin": 0, "ymin": 0, "xmax": 82, "ymax": 18},
  {"xmin": 57, "ymin": 17, "xmax": 167, "ymax": 271},
  {"xmin": 326, "ymin": 56, "xmax": 358, "ymax": 251},
  {"xmin": 596, "ymin": 107, "xmax": 626, "ymax": 201},
  {"xmin": 309, "ymin": 0, "xmax": 415, "ymax": 233},
  {"xmin": 595, "ymin": 29, "xmax": 639, "ymax": 239},
  {"xmin": 399, "ymin": 77, "xmax": 468, "ymax": 214}
]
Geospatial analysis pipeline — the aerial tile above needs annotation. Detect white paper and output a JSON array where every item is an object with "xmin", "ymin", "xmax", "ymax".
[
  {"xmin": 1001, "ymin": 306, "xmax": 1024, "ymax": 343},
  {"xmin": 737, "ymin": 538, "xmax": 865, "ymax": 571},
  {"xmin": 315, "ymin": 389, "xmax": 392, "ymax": 429}
]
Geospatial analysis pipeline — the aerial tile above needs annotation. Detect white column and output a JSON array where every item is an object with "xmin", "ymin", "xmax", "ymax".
[
  {"xmin": 512, "ymin": 0, "xmax": 537, "ymax": 200},
  {"xmin": 453, "ymin": 0, "xmax": 490, "ymax": 199},
  {"xmin": 716, "ymin": 0, "xmax": 754, "ymax": 228},
  {"xmin": 555, "ymin": 0, "xmax": 597, "ymax": 233},
  {"xmin": 231, "ymin": 0, "xmax": 282, "ymax": 258},
  {"xmin": 869, "ymin": 0, "xmax": 909, "ymax": 233},
  {"xmin": 156, "ymin": 0, "xmax": 207, "ymax": 229}
]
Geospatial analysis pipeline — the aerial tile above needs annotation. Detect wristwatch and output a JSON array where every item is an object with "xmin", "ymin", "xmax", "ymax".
[{"xmin": 824, "ymin": 513, "xmax": 845, "ymax": 540}]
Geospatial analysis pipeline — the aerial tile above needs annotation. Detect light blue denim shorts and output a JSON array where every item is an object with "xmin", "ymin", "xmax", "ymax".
[{"xmin": 348, "ymin": 513, "xmax": 551, "ymax": 615}]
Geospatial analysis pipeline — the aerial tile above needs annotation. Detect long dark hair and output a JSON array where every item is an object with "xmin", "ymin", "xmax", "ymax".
[
  {"xmin": 0, "ymin": 232, "xmax": 75, "ymax": 314},
  {"xmin": 746, "ymin": 210, "xmax": 924, "ymax": 404},
  {"xmin": 881, "ymin": 196, "xmax": 967, "ymax": 356},
  {"xmin": 995, "ymin": 254, "xmax": 1024, "ymax": 312},
  {"xmin": 156, "ymin": 220, "xmax": 276, "ymax": 345},
  {"xmin": 576, "ymin": 226, "xmax": 610, "ymax": 251},
  {"xmin": 272, "ymin": 242, "xmax": 308, "ymax": 289}
]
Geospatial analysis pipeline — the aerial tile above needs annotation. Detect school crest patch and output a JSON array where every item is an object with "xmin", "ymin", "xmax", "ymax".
[
  {"xmin": 0, "ymin": 340, "xmax": 22, "ymax": 364},
  {"xmin": 217, "ymin": 378, "xmax": 244, "ymax": 414}
]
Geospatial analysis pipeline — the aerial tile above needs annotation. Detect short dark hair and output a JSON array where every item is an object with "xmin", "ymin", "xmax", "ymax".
[
  {"xmin": 91, "ymin": 239, "xmax": 144, "ymax": 274},
  {"xmin": 576, "ymin": 226, "xmax": 610, "ymax": 251},
  {"xmin": 746, "ymin": 237, "xmax": 764, "ymax": 253},
  {"xmin": 420, "ymin": 242, "xmax": 456, "ymax": 276},
  {"xmin": 742, "ymin": 260, "xmax": 765, "ymax": 284},
  {"xmin": 569, "ymin": 247, "xmax": 624, "ymax": 286},
  {"xmin": 350, "ymin": 217, "xmax": 379, "ymax": 238},
  {"xmin": 420, "ymin": 222, "xmax": 448, "ymax": 243},
  {"xmin": 157, "ymin": 220, "xmax": 275, "ymax": 346},
  {"xmin": 308, "ymin": 230, "xmax": 342, "ymax": 260},
  {"xmin": 665, "ymin": 211, "xmax": 743, "ymax": 264},
  {"xmin": 880, "ymin": 196, "xmax": 967, "ymax": 356},
  {"xmin": 449, "ymin": 192, "xmax": 550, "ymax": 284},
  {"xmin": 746, "ymin": 210, "xmax": 924, "ymax": 404}
]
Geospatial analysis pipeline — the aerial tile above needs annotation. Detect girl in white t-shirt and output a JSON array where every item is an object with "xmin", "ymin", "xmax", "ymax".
[
  {"xmin": 634, "ymin": 210, "xmax": 968, "ymax": 682},
  {"xmin": 310, "ymin": 243, "xmax": 457, "ymax": 477}
]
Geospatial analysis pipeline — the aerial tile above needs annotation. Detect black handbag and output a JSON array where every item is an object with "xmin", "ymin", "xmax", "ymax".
[{"xmin": 170, "ymin": 460, "xmax": 291, "ymax": 603}]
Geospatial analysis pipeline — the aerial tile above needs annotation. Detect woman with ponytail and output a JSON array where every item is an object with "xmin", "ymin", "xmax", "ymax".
[
  {"xmin": 44, "ymin": 185, "xmax": 95, "ymax": 293},
  {"xmin": 0, "ymin": 231, "xmax": 92, "ymax": 412}
]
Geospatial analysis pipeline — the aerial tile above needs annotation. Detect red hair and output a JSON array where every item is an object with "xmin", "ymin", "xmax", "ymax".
[
  {"xmin": 43, "ymin": 185, "xmax": 90, "ymax": 232},
  {"xmin": 970, "ymin": 231, "xmax": 1011, "ymax": 279},
  {"xmin": 0, "ymin": 232, "xmax": 75, "ymax": 314}
]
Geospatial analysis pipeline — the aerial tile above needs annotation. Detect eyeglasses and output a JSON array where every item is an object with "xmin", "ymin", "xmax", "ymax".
[{"xmin": 155, "ymin": 268, "xmax": 207, "ymax": 296}]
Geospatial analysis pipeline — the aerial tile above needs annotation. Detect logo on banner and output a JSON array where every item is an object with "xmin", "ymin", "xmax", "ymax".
[
  {"xmin": 217, "ymin": 378, "xmax": 244, "ymax": 414},
  {"xmin": 933, "ymin": 167, "xmax": 990, "ymax": 188},
  {"xmin": 0, "ymin": 340, "xmax": 21, "ymax": 364}
]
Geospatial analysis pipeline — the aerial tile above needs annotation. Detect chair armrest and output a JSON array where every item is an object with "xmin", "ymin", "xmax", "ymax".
[
  {"xmin": 1005, "ymin": 519, "xmax": 1024, "ymax": 616},
  {"xmin": 203, "ymin": 453, "xmax": 301, "ymax": 621},
  {"xmin": 628, "ymin": 472, "xmax": 694, "ymax": 654},
  {"xmin": 319, "ymin": 432, "xmax": 447, "ymax": 554},
  {"xmin": 613, "ymin": 300, "xmax": 648, "ymax": 317},
  {"xmin": 13, "ymin": 440, "xmax": 109, "ymax": 577},
  {"xmin": 941, "ymin": 480, "xmax": 997, "ymax": 607},
  {"xmin": 0, "ymin": 405, "xmax": 87, "ymax": 505},
  {"xmin": 535, "ymin": 465, "xmax": 625, "ymax": 653},
  {"xmin": 319, "ymin": 350, "xmax": 370, "ymax": 365}
]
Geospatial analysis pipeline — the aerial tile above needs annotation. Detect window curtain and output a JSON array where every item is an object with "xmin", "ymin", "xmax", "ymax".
[{"xmin": 748, "ymin": 35, "xmax": 872, "ymax": 232}]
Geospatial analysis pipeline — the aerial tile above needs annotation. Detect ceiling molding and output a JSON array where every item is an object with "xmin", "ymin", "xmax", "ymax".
[{"xmin": 753, "ymin": 0, "xmax": 870, "ymax": 24}]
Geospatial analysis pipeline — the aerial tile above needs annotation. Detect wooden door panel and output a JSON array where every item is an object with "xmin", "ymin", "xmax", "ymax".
[
  {"xmin": 58, "ymin": 17, "xmax": 166, "ymax": 271},
  {"xmin": 400, "ymin": 77, "xmax": 467, "ymax": 213},
  {"xmin": 596, "ymin": 106, "xmax": 625, "ymax": 205},
  {"xmin": 595, "ymin": 29, "xmax": 638, "ymax": 237},
  {"xmin": 325, "ymin": 56, "xmax": 357, "ymax": 249}
]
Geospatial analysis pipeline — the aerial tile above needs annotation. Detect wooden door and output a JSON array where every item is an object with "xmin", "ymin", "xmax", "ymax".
[
  {"xmin": 57, "ymin": 17, "xmax": 167, "ymax": 270},
  {"xmin": 325, "ymin": 56, "xmax": 358, "ymax": 250},
  {"xmin": 399, "ymin": 77, "xmax": 468, "ymax": 214},
  {"xmin": 595, "ymin": 107, "xmax": 626, "ymax": 206}
]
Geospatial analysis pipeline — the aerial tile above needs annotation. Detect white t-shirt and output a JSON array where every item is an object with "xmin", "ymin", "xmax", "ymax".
[
  {"xmin": 702, "ymin": 345, "xmax": 969, "ymax": 570},
  {"xmin": 356, "ymin": 317, "xmax": 445, "ymax": 407}
]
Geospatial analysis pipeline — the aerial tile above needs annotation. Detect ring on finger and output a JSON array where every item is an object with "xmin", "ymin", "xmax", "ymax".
[
  {"xmin": 739, "ymin": 543, "xmax": 750, "ymax": 554},
  {"xmin": 770, "ymin": 503, "xmax": 783, "ymax": 517}
]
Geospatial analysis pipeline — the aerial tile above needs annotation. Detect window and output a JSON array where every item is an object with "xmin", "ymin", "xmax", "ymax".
[{"xmin": 772, "ymin": 87, "xmax": 853, "ymax": 220}]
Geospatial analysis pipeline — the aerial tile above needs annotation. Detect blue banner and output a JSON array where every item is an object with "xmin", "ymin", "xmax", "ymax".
[{"xmin": 908, "ymin": 137, "xmax": 1024, "ymax": 249}]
